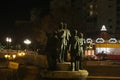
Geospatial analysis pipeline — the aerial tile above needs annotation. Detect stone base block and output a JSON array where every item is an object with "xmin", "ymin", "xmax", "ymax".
[
  {"xmin": 40, "ymin": 70, "xmax": 89, "ymax": 79},
  {"xmin": 56, "ymin": 62, "xmax": 71, "ymax": 71}
]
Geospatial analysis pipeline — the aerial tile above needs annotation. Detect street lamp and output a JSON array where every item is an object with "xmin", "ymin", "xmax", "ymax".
[
  {"xmin": 24, "ymin": 39, "xmax": 31, "ymax": 51},
  {"xmin": 6, "ymin": 37, "xmax": 12, "ymax": 49}
]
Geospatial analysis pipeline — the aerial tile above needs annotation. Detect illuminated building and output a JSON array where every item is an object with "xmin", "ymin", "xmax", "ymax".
[{"xmin": 85, "ymin": 25, "xmax": 120, "ymax": 60}]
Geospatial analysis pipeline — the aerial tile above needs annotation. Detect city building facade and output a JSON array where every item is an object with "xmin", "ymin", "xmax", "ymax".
[{"xmin": 50, "ymin": 0, "xmax": 120, "ymax": 38}]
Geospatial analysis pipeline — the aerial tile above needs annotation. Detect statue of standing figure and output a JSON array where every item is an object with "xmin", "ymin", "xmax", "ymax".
[
  {"xmin": 69, "ymin": 29, "xmax": 84, "ymax": 71},
  {"xmin": 57, "ymin": 22, "xmax": 71, "ymax": 63},
  {"xmin": 77, "ymin": 32, "xmax": 84, "ymax": 70}
]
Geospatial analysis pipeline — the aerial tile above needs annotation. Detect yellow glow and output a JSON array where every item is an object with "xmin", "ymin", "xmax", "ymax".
[
  {"xmin": 17, "ymin": 52, "xmax": 26, "ymax": 56},
  {"xmin": 96, "ymin": 43, "xmax": 120, "ymax": 48},
  {"xmin": 12, "ymin": 55, "xmax": 16, "ymax": 59},
  {"xmin": 85, "ymin": 50, "xmax": 95, "ymax": 56},
  {"xmin": 4, "ymin": 54, "xmax": 16, "ymax": 60},
  {"xmin": 4, "ymin": 55, "xmax": 8, "ymax": 58}
]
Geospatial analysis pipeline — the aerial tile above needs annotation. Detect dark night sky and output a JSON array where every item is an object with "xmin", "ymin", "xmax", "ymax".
[
  {"xmin": 0, "ymin": 0, "xmax": 50, "ymax": 30},
  {"xmin": 0, "ymin": 0, "xmax": 50, "ymax": 44}
]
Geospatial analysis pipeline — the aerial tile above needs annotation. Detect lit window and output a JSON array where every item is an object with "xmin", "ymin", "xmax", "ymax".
[
  {"xmin": 90, "ymin": 5, "xmax": 93, "ymax": 9},
  {"xmin": 90, "ymin": 11, "xmax": 93, "ymax": 16}
]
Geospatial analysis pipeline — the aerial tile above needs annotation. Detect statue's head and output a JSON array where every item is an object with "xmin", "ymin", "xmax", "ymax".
[
  {"xmin": 79, "ymin": 33, "xmax": 83, "ymax": 38},
  {"xmin": 64, "ymin": 23, "xmax": 67, "ymax": 29},
  {"xmin": 73, "ymin": 29, "xmax": 78, "ymax": 36}
]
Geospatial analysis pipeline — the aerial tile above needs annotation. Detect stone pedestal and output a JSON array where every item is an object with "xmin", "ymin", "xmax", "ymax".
[
  {"xmin": 40, "ymin": 70, "xmax": 89, "ymax": 79},
  {"xmin": 40, "ymin": 62, "xmax": 89, "ymax": 79},
  {"xmin": 56, "ymin": 62, "xmax": 71, "ymax": 71}
]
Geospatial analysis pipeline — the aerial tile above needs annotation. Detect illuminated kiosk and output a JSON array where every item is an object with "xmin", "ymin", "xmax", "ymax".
[
  {"xmin": 84, "ymin": 38, "xmax": 95, "ymax": 57},
  {"xmin": 95, "ymin": 25, "xmax": 120, "ymax": 60}
]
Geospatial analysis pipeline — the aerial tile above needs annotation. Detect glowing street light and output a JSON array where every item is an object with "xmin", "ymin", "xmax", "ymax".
[
  {"xmin": 24, "ymin": 39, "xmax": 31, "ymax": 50},
  {"xmin": 4, "ymin": 54, "xmax": 16, "ymax": 60},
  {"xmin": 6, "ymin": 37, "xmax": 12, "ymax": 49}
]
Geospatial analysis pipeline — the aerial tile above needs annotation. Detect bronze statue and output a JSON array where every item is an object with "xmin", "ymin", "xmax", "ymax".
[
  {"xmin": 69, "ymin": 30, "xmax": 84, "ymax": 71},
  {"xmin": 57, "ymin": 22, "xmax": 71, "ymax": 63}
]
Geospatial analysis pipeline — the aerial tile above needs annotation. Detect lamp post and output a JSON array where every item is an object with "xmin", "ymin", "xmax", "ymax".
[
  {"xmin": 24, "ymin": 39, "xmax": 31, "ymax": 51},
  {"xmin": 6, "ymin": 37, "xmax": 12, "ymax": 49}
]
